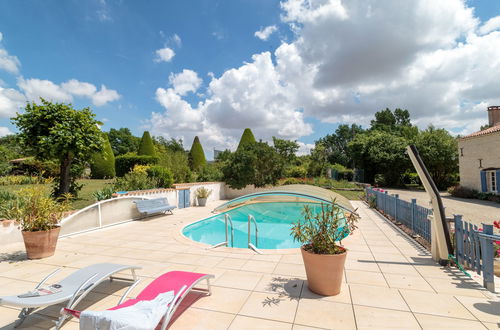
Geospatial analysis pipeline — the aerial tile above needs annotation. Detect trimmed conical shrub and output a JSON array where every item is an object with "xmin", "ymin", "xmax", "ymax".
[
  {"xmin": 237, "ymin": 128, "xmax": 256, "ymax": 151},
  {"xmin": 91, "ymin": 133, "xmax": 116, "ymax": 178},
  {"xmin": 138, "ymin": 131, "xmax": 157, "ymax": 157},
  {"xmin": 189, "ymin": 136, "xmax": 206, "ymax": 171}
]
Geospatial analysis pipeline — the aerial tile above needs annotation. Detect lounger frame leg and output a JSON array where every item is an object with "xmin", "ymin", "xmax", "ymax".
[{"xmin": 14, "ymin": 307, "xmax": 34, "ymax": 328}]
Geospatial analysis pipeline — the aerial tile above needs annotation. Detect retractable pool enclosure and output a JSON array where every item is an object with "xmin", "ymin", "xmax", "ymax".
[{"xmin": 213, "ymin": 184, "xmax": 354, "ymax": 213}]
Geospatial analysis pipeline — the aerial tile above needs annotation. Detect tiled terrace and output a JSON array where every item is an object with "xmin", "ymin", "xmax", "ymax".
[{"xmin": 1, "ymin": 201, "xmax": 499, "ymax": 329}]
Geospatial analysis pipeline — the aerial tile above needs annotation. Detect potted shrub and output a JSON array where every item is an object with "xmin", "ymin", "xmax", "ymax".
[
  {"xmin": 9, "ymin": 187, "xmax": 71, "ymax": 259},
  {"xmin": 195, "ymin": 187, "xmax": 212, "ymax": 207},
  {"xmin": 291, "ymin": 201, "xmax": 358, "ymax": 296}
]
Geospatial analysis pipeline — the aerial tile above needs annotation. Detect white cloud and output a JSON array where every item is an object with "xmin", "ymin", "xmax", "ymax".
[
  {"xmin": 0, "ymin": 126, "xmax": 13, "ymax": 137},
  {"xmin": 479, "ymin": 16, "xmax": 500, "ymax": 35},
  {"xmin": 61, "ymin": 79, "xmax": 97, "ymax": 96},
  {"xmin": 169, "ymin": 69, "xmax": 202, "ymax": 96},
  {"xmin": 91, "ymin": 84, "xmax": 121, "ymax": 106},
  {"xmin": 0, "ymin": 32, "xmax": 21, "ymax": 74},
  {"xmin": 17, "ymin": 78, "xmax": 120, "ymax": 107},
  {"xmin": 0, "ymin": 87, "xmax": 25, "ymax": 118},
  {"xmin": 155, "ymin": 47, "xmax": 175, "ymax": 62},
  {"xmin": 18, "ymin": 78, "xmax": 72, "ymax": 103},
  {"xmin": 172, "ymin": 34, "xmax": 182, "ymax": 47},
  {"xmin": 297, "ymin": 142, "xmax": 314, "ymax": 156},
  {"xmin": 149, "ymin": 0, "xmax": 500, "ymax": 153},
  {"xmin": 254, "ymin": 25, "xmax": 278, "ymax": 41}
]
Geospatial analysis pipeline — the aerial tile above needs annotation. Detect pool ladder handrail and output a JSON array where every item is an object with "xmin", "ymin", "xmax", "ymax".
[
  {"xmin": 248, "ymin": 215, "xmax": 262, "ymax": 254},
  {"xmin": 208, "ymin": 213, "xmax": 234, "ymax": 249}
]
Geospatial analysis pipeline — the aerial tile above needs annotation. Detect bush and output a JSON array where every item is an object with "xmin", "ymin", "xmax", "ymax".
[
  {"xmin": 146, "ymin": 166, "xmax": 174, "ymax": 188},
  {"xmin": 90, "ymin": 134, "xmax": 115, "ymax": 179},
  {"xmin": 447, "ymin": 185, "xmax": 478, "ymax": 199},
  {"xmin": 197, "ymin": 163, "xmax": 223, "ymax": 182},
  {"xmin": 93, "ymin": 186, "xmax": 116, "ymax": 201},
  {"xmin": 114, "ymin": 172, "xmax": 159, "ymax": 191},
  {"xmin": 330, "ymin": 163, "xmax": 354, "ymax": 181},
  {"xmin": 115, "ymin": 154, "xmax": 159, "ymax": 177},
  {"xmin": 284, "ymin": 165, "xmax": 307, "ymax": 178},
  {"xmin": 11, "ymin": 157, "xmax": 60, "ymax": 177},
  {"xmin": 138, "ymin": 131, "xmax": 157, "ymax": 157},
  {"xmin": 0, "ymin": 175, "xmax": 53, "ymax": 186}
]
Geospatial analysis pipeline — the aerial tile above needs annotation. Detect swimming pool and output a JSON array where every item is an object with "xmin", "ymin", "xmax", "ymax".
[{"xmin": 182, "ymin": 201, "xmax": 348, "ymax": 250}]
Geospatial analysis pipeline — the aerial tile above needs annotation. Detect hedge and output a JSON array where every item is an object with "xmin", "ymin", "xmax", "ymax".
[
  {"xmin": 115, "ymin": 154, "xmax": 159, "ymax": 177},
  {"xmin": 237, "ymin": 128, "xmax": 256, "ymax": 151}
]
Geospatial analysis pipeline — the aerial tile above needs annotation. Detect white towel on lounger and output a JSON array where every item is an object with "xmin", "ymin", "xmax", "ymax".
[{"xmin": 79, "ymin": 291, "xmax": 175, "ymax": 330}]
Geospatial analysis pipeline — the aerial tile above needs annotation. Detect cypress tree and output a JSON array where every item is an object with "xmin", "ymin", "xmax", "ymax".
[
  {"xmin": 237, "ymin": 128, "xmax": 256, "ymax": 151},
  {"xmin": 138, "ymin": 131, "xmax": 157, "ymax": 157},
  {"xmin": 189, "ymin": 136, "xmax": 206, "ymax": 171},
  {"xmin": 91, "ymin": 133, "xmax": 116, "ymax": 178}
]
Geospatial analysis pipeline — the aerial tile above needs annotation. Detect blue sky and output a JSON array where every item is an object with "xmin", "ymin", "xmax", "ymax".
[{"xmin": 1, "ymin": 0, "xmax": 500, "ymax": 157}]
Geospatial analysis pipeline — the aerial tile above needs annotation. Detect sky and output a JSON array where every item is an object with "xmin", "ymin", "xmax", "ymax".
[{"xmin": 1, "ymin": 0, "xmax": 500, "ymax": 158}]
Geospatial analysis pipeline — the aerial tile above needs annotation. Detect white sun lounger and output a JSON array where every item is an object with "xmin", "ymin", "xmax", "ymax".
[{"xmin": 0, "ymin": 263, "xmax": 140, "ymax": 329}]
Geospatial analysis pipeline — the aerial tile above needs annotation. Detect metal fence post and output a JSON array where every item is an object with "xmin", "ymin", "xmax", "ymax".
[
  {"xmin": 410, "ymin": 198, "xmax": 416, "ymax": 232},
  {"xmin": 480, "ymin": 224, "xmax": 495, "ymax": 292},
  {"xmin": 384, "ymin": 191, "xmax": 388, "ymax": 213},
  {"xmin": 394, "ymin": 194, "xmax": 399, "ymax": 222},
  {"xmin": 454, "ymin": 215, "xmax": 463, "ymax": 264}
]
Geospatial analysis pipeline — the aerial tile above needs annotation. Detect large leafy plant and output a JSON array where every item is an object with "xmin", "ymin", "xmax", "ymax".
[
  {"xmin": 291, "ymin": 201, "xmax": 358, "ymax": 255},
  {"xmin": 6, "ymin": 187, "xmax": 71, "ymax": 232}
]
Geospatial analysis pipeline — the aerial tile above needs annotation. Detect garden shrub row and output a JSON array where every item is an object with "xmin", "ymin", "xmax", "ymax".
[{"xmin": 115, "ymin": 154, "xmax": 159, "ymax": 177}]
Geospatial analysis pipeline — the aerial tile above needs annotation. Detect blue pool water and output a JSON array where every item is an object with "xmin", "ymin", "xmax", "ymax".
[{"xmin": 182, "ymin": 202, "xmax": 348, "ymax": 249}]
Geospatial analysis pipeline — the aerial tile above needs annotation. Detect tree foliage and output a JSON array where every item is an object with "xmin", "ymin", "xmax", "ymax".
[
  {"xmin": 237, "ymin": 128, "xmax": 256, "ymax": 151},
  {"xmin": 108, "ymin": 128, "xmax": 140, "ymax": 155},
  {"xmin": 415, "ymin": 126, "xmax": 458, "ymax": 189},
  {"xmin": 90, "ymin": 133, "xmax": 115, "ymax": 179},
  {"xmin": 115, "ymin": 154, "xmax": 159, "ymax": 176},
  {"xmin": 223, "ymin": 142, "xmax": 284, "ymax": 189},
  {"xmin": 272, "ymin": 137, "xmax": 299, "ymax": 163},
  {"xmin": 138, "ymin": 131, "xmax": 157, "ymax": 157},
  {"xmin": 348, "ymin": 130, "xmax": 409, "ymax": 186},
  {"xmin": 319, "ymin": 124, "xmax": 364, "ymax": 167},
  {"xmin": 12, "ymin": 99, "xmax": 103, "ymax": 197},
  {"xmin": 189, "ymin": 136, "xmax": 206, "ymax": 171}
]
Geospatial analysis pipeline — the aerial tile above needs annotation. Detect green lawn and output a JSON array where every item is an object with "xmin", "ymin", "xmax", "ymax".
[
  {"xmin": 332, "ymin": 189, "xmax": 364, "ymax": 201},
  {"xmin": 0, "ymin": 179, "xmax": 114, "ymax": 210}
]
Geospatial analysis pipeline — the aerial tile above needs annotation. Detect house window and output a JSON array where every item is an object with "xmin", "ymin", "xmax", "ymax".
[
  {"xmin": 487, "ymin": 171, "xmax": 497, "ymax": 193},
  {"xmin": 460, "ymin": 148, "xmax": 463, "ymax": 156}
]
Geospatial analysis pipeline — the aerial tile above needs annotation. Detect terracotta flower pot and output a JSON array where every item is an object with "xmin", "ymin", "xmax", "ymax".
[
  {"xmin": 300, "ymin": 246, "xmax": 347, "ymax": 296},
  {"xmin": 22, "ymin": 226, "xmax": 61, "ymax": 259}
]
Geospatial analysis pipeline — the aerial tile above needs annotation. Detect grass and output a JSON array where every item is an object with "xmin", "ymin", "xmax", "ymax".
[
  {"xmin": 332, "ymin": 189, "xmax": 364, "ymax": 201},
  {"xmin": 0, "ymin": 179, "xmax": 114, "ymax": 210}
]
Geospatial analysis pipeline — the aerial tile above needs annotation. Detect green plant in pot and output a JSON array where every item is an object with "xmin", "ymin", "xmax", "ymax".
[
  {"xmin": 9, "ymin": 187, "xmax": 71, "ymax": 259},
  {"xmin": 195, "ymin": 187, "xmax": 212, "ymax": 207},
  {"xmin": 291, "ymin": 201, "xmax": 358, "ymax": 295}
]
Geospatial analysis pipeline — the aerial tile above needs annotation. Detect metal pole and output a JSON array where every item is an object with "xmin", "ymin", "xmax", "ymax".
[{"xmin": 225, "ymin": 214, "xmax": 228, "ymax": 247}]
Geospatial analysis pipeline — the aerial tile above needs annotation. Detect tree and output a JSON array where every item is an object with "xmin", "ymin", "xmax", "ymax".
[
  {"xmin": 189, "ymin": 136, "xmax": 206, "ymax": 171},
  {"xmin": 90, "ymin": 133, "xmax": 115, "ymax": 179},
  {"xmin": 108, "ymin": 128, "xmax": 140, "ymax": 155},
  {"xmin": 348, "ymin": 130, "xmax": 409, "ymax": 186},
  {"xmin": 154, "ymin": 136, "xmax": 184, "ymax": 153},
  {"xmin": 415, "ymin": 126, "xmax": 458, "ymax": 189},
  {"xmin": 237, "ymin": 128, "xmax": 256, "ymax": 151},
  {"xmin": 308, "ymin": 142, "xmax": 329, "ymax": 177},
  {"xmin": 319, "ymin": 124, "xmax": 364, "ymax": 167},
  {"xmin": 12, "ymin": 99, "xmax": 103, "ymax": 196},
  {"xmin": 273, "ymin": 137, "xmax": 299, "ymax": 163},
  {"xmin": 223, "ymin": 142, "xmax": 284, "ymax": 189},
  {"xmin": 138, "ymin": 131, "xmax": 157, "ymax": 157}
]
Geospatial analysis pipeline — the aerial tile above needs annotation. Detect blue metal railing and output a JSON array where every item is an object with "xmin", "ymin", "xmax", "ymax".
[
  {"xmin": 454, "ymin": 215, "xmax": 498, "ymax": 292},
  {"xmin": 366, "ymin": 187, "xmax": 431, "ymax": 242},
  {"xmin": 366, "ymin": 186, "xmax": 498, "ymax": 292}
]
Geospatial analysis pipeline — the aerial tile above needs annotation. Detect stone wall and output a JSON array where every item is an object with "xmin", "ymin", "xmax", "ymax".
[{"xmin": 458, "ymin": 131, "xmax": 500, "ymax": 191}]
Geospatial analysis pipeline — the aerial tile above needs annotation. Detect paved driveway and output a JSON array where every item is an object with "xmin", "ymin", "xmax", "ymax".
[{"xmin": 381, "ymin": 188, "xmax": 500, "ymax": 228}]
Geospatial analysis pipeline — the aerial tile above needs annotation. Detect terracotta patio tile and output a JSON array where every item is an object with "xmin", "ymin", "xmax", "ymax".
[
  {"xmin": 238, "ymin": 291, "xmax": 298, "ymax": 323},
  {"xmin": 294, "ymin": 299, "xmax": 356, "ymax": 329},
  {"xmin": 414, "ymin": 313, "xmax": 487, "ymax": 329},
  {"xmin": 228, "ymin": 315, "xmax": 292, "ymax": 329}
]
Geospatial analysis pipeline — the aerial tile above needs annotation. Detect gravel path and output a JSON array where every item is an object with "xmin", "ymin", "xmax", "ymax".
[{"xmin": 380, "ymin": 188, "xmax": 500, "ymax": 228}]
